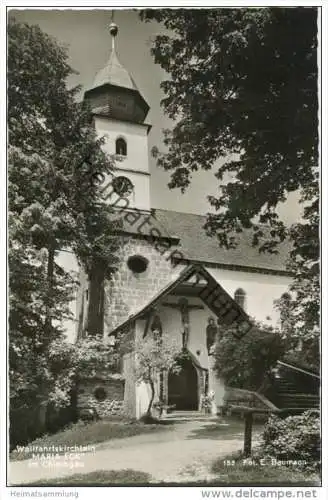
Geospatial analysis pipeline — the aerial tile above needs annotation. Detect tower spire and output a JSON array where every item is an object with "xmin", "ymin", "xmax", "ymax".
[
  {"xmin": 84, "ymin": 12, "xmax": 149, "ymax": 124},
  {"xmin": 108, "ymin": 10, "xmax": 118, "ymax": 54}
]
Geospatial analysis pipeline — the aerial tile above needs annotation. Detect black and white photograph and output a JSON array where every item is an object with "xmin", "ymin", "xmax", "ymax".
[{"xmin": 3, "ymin": 2, "xmax": 325, "ymax": 496}]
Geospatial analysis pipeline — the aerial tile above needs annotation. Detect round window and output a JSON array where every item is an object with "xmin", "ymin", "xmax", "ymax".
[
  {"xmin": 127, "ymin": 255, "xmax": 149, "ymax": 274},
  {"xmin": 94, "ymin": 387, "xmax": 107, "ymax": 401}
]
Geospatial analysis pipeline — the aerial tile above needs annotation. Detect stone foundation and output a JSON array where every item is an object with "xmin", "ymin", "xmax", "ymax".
[{"xmin": 77, "ymin": 376, "xmax": 125, "ymax": 418}]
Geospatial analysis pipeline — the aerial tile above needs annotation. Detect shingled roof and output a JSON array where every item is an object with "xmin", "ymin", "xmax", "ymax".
[
  {"xmin": 153, "ymin": 209, "xmax": 291, "ymax": 274},
  {"xmin": 115, "ymin": 208, "xmax": 292, "ymax": 274},
  {"xmin": 92, "ymin": 49, "xmax": 139, "ymax": 92}
]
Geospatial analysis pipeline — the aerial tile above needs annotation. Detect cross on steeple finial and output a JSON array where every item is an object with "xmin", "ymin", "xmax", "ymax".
[{"xmin": 108, "ymin": 10, "xmax": 118, "ymax": 53}]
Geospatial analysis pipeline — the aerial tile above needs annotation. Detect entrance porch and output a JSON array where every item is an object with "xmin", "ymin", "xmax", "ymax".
[{"xmin": 110, "ymin": 264, "xmax": 252, "ymax": 419}]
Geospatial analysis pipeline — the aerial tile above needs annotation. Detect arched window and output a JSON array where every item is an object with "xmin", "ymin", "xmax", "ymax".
[
  {"xmin": 234, "ymin": 288, "xmax": 246, "ymax": 310},
  {"xmin": 116, "ymin": 137, "xmax": 127, "ymax": 156}
]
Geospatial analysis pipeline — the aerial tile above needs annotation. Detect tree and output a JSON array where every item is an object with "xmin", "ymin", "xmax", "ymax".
[
  {"xmin": 135, "ymin": 335, "xmax": 181, "ymax": 419},
  {"xmin": 8, "ymin": 18, "xmax": 119, "ymax": 445},
  {"xmin": 214, "ymin": 322, "xmax": 285, "ymax": 391},
  {"xmin": 140, "ymin": 8, "xmax": 319, "ymax": 362}
]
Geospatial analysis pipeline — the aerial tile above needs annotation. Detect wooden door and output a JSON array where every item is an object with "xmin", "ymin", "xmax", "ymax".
[{"xmin": 168, "ymin": 357, "xmax": 198, "ymax": 410}]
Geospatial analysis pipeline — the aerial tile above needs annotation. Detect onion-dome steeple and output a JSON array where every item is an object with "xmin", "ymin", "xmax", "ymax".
[{"xmin": 84, "ymin": 21, "xmax": 149, "ymax": 123}]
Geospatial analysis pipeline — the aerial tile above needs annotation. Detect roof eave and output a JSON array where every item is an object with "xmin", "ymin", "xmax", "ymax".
[
  {"xmin": 108, "ymin": 263, "xmax": 251, "ymax": 337},
  {"xmin": 84, "ymin": 83, "xmax": 149, "ymax": 116},
  {"xmin": 171, "ymin": 257, "xmax": 292, "ymax": 277}
]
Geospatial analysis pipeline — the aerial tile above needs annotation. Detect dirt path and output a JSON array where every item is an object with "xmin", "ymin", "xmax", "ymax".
[{"xmin": 9, "ymin": 420, "xmax": 252, "ymax": 485}]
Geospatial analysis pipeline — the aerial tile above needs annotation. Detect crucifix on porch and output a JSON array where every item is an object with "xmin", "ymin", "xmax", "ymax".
[{"xmin": 162, "ymin": 298, "xmax": 204, "ymax": 349}]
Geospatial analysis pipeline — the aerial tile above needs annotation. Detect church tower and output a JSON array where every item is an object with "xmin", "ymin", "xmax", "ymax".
[
  {"xmin": 84, "ymin": 21, "xmax": 151, "ymax": 211},
  {"xmin": 77, "ymin": 20, "xmax": 155, "ymax": 341}
]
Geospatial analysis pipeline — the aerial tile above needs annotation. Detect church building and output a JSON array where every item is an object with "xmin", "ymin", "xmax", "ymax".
[{"xmin": 75, "ymin": 22, "xmax": 293, "ymax": 420}]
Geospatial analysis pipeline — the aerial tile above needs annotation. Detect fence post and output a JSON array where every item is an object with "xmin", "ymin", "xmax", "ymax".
[{"xmin": 243, "ymin": 411, "xmax": 253, "ymax": 457}]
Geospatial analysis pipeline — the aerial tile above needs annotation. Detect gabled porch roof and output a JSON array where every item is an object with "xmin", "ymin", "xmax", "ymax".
[{"xmin": 109, "ymin": 264, "xmax": 252, "ymax": 337}]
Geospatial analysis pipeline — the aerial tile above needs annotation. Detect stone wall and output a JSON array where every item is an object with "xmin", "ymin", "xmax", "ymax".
[
  {"xmin": 77, "ymin": 377, "xmax": 125, "ymax": 418},
  {"xmin": 104, "ymin": 236, "xmax": 183, "ymax": 333}
]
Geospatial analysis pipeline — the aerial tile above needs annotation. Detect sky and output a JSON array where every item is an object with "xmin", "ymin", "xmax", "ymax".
[{"xmin": 9, "ymin": 7, "xmax": 301, "ymax": 222}]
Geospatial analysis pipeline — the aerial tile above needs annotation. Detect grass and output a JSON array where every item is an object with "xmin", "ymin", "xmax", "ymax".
[
  {"xmin": 14, "ymin": 469, "xmax": 153, "ymax": 486},
  {"xmin": 23, "ymin": 461, "xmax": 320, "ymax": 486},
  {"xmin": 10, "ymin": 419, "xmax": 168, "ymax": 462},
  {"xmin": 210, "ymin": 452, "xmax": 321, "ymax": 486}
]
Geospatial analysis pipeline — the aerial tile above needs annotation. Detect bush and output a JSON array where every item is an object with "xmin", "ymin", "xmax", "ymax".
[{"xmin": 261, "ymin": 410, "xmax": 320, "ymax": 472}]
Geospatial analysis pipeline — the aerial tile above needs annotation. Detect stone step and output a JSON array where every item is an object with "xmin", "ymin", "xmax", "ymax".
[
  {"xmin": 278, "ymin": 394, "xmax": 320, "ymax": 409},
  {"xmin": 166, "ymin": 411, "xmax": 207, "ymax": 417},
  {"xmin": 161, "ymin": 411, "xmax": 217, "ymax": 422}
]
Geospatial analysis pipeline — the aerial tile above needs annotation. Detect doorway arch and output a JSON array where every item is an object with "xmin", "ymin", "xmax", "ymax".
[{"xmin": 168, "ymin": 355, "xmax": 198, "ymax": 410}]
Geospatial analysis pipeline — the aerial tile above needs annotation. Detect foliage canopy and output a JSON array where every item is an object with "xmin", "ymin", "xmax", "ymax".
[
  {"xmin": 8, "ymin": 18, "xmax": 119, "ymax": 445},
  {"xmin": 140, "ymin": 8, "xmax": 319, "ymax": 363},
  {"xmin": 140, "ymin": 7, "xmax": 317, "ymax": 246},
  {"xmin": 214, "ymin": 321, "xmax": 285, "ymax": 390}
]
